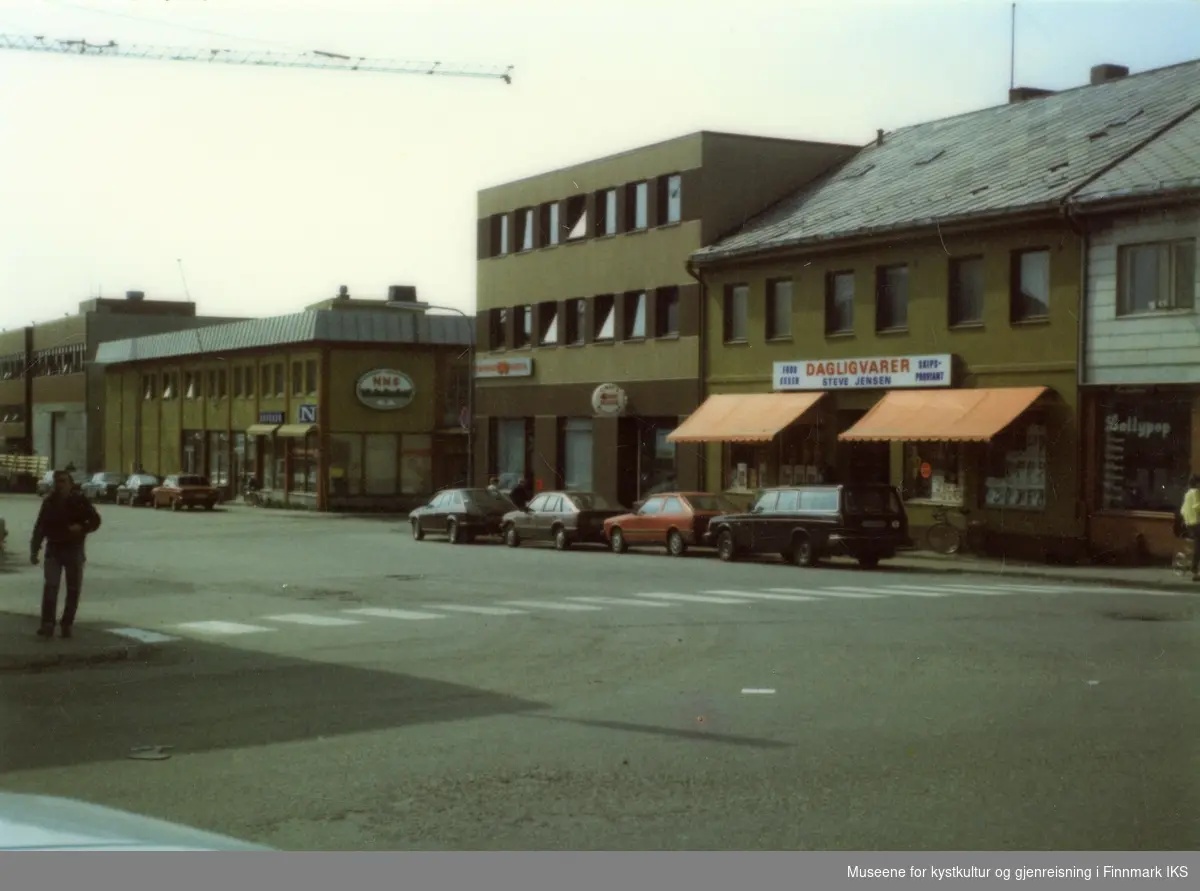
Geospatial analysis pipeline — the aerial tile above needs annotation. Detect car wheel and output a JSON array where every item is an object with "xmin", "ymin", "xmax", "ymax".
[
  {"xmin": 792, "ymin": 534, "xmax": 815, "ymax": 568},
  {"xmin": 504, "ymin": 524, "xmax": 521, "ymax": 548},
  {"xmin": 204, "ymin": 502, "xmax": 215, "ymax": 511},
  {"xmin": 667, "ymin": 529, "xmax": 687, "ymax": 557},
  {"xmin": 171, "ymin": 498, "xmax": 181, "ymax": 512},
  {"xmin": 447, "ymin": 518, "xmax": 460, "ymax": 544},
  {"xmin": 716, "ymin": 529, "xmax": 736, "ymax": 562},
  {"xmin": 610, "ymin": 527, "xmax": 628, "ymax": 554},
  {"xmin": 858, "ymin": 555, "xmax": 880, "ymax": 569},
  {"xmin": 553, "ymin": 526, "xmax": 571, "ymax": 550},
  {"xmin": 412, "ymin": 520, "xmax": 425, "ymax": 541}
]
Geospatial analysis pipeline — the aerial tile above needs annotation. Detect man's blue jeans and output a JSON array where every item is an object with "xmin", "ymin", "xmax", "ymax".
[{"xmin": 41, "ymin": 545, "xmax": 85, "ymax": 629}]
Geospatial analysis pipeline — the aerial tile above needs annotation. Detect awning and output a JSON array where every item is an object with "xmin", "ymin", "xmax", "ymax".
[
  {"xmin": 276, "ymin": 424, "xmax": 318, "ymax": 439},
  {"xmin": 667, "ymin": 392, "xmax": 826, "ymax": 443},
  {"xmin": 245, "ymin": 424, "xmax": 279, "ymax": 436},
  {"xmin": 838, "ymin": 387, "xmax": 1048, "ymax": 442}
]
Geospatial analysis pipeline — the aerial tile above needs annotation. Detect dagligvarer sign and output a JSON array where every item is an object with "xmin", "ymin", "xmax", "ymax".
[{"xmin": 774, "ymin": 354, "xmax": 952, "ymax": 391}]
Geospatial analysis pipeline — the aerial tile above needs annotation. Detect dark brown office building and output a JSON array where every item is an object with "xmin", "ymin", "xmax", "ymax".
[{"xmin": 473, "ymin": 130, "xmax": 857, "ymax": 508}]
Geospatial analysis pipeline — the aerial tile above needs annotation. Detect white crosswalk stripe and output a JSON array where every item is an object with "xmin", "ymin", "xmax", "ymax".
[
  {"xmin": 703, "ymin": 589, "xmax": 822, "ymax": 602},
  {"xmin": 176, "ymin": 620, "xmax": 276, "ymax": 635},
  {"xmin": 501, "ymin": 600, "xmax": 604, "ymax": 612},
  {"xmin": 109, "ymin": 627, "xmax": 182, "ymax": 644},
  {"xmin": 769, "ymin": 587, "xmax": 885, "ymax": 599},
  {"xmin": 344, "ymin": 607, "xmax": 447, "ymax": 621},
  {"xmin": 568, "ymin": 596, "xmax": 674, "ymax": 608},
  {"xmin": 843, "ymin": 585, "xmax": 949, "ymax": 598},
  {"xmin": 265, "ymin": 614, "xmax": 365, "ymax": 626},
  {"xmin": 424, "ymin": 604, "xmax": 529, "ymax": 616},
  {"xmin": 635, "ymin": 592, "xmax": 752, "ymax": 605}
]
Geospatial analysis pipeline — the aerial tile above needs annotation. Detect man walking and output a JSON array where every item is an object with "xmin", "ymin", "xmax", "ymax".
[{"xmin": 31, "ymin": 469, "xmax": 102, "ymax": 639}]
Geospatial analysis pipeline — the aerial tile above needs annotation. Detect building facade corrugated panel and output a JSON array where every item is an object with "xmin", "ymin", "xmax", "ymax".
[
  {"xmin": 1071, "ymin": 107, "xmax": 1200, "ymax": 202},
  {"xmin": 693, "ymin": 59, "xmax": 1200, "ymax": 262}
]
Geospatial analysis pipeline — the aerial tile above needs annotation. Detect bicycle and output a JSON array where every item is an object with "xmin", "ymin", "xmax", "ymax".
[{"xmin": 925, "ymin": 504, "xmax": 987, "ymax": 556}]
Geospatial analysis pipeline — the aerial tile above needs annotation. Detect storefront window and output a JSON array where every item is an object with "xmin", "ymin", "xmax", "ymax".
[
  {"xmin": 364, "ymin": 433, "xmax": 398, "ymax": 496},
  {"xmin": 182, "ymin": 430, "xmax": 204, "ymax": 474},
  {"xmin": 902, "ymin": 442, "xmax": 963, "ymax": 504},
  {"xmin": 206, "ymin": 431, "xmax": 229, "ymax": 490},
  {"xmin": 496, "ymin": 418, "xmax": 527, "ymax": 489},
  {"xmin": 329, "ymin": 433, "xmax": 363, "ymax": 496},
  {"xmin": 289, "ymin": 435, "xmax": 318, "ymax": 493},
  {"xmin": 563, "ymin": 418, "xmax": 593, "ymax": 491},
  {"xmin": 260, "ymin": 436, "xmax": 278, "ymax": 489},
  {"xmin": 400, "ymin": 434, "xmax": 434, "ymax": 495},
  {"xmin": 637, "ymin": 427, "xmax": 677, "ymax": 498},
  {"xmin": 1100, "ymin": 394, "xmax": 1192, "ymax": 513},
  {"xmin": 984, "ymin": 423, "xmax": 1047, "ymax": 510}
]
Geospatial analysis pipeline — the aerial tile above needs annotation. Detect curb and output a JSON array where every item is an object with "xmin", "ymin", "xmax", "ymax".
[
  {"xmin": 894, "ymin": 559, "xmax": 1198, "ymax": 594},
  {"xmin": 0, "ymin": 641, "xmax": 161, "ymax": 673}
]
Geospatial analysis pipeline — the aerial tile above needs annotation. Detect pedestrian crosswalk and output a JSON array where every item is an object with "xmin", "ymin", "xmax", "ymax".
[{"xmin": 107, "ymin": 578, "xmax": 1192, "ymax": 646}]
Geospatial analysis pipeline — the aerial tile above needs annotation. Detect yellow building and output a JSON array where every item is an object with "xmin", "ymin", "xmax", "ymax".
[
  {"xmin": 95, "ymin": 290, "xmax": 472, "ymax": 511},
  {"xmin": 674, "ymin": 60, "xmax": 1199, "ymax": 560}
]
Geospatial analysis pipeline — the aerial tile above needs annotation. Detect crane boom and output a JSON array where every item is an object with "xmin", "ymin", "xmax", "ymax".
[{"xmin": 0, "ymin": 34, "xmax": 513, "ymax": 83}]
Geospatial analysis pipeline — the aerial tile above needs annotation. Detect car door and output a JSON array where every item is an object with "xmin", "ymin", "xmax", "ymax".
[
  {"xmin": 629, "ymin": 497, "xmax": 664, "ymax": 543},
  {"xmin": 514, "ymin": 494, "xmax": 546, "ymax": 537},
  {"xmin": 534, "ymin": 495, "xmax": 562, "ymax": 540},
  {"xmin": 760, "ymin": 489, "xmax": 799, "ymax": 552},
  {"xmin": 747, "ymin": 491, "xmax": 780, "ymax": 553},
  {"xmin": 657, "ymin": 496, "xmax": 688, "ymax": 544}
]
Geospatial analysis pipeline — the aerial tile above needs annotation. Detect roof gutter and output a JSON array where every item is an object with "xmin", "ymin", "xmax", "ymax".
[{"xmin": 1065, "ymin": 185, "xmax": 1200, "ymax": 217}]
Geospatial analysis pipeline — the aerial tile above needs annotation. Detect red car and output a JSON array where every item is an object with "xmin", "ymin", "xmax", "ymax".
[{"xmin": 603, "ymin": 492, "xmax": 739, "ymax": 557}]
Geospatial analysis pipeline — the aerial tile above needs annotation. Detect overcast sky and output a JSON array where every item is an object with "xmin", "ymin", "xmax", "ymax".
[{"xmin": 1, "ymin": 0, "xmax": 1198, "ymax": 332}]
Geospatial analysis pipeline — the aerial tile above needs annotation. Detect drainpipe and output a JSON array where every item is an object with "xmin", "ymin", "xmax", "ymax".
[
  {"xmin": 685, "ymin": 259, "xmax": 707, "ymax": 490},
  {"xmin": 1061, "ymin": 200, "xmax": 1090, "ymax": 558}
]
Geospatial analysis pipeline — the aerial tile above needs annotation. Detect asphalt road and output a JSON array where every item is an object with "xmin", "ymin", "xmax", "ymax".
[{"xmin": 0, "ymin": 495, "xmax": 1195, "ymax": 850}]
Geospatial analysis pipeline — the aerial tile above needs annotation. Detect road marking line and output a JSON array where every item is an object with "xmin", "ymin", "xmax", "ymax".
[
  {"xmin": 108, "ymin": 627, "xmax": 181, "ymax": 644},
  {"xmin": 501, "ymin": 600, "xmax": 604, "ymax": 612},
  {"xmin": 927, "ymin": 585, "xmax": 1015, "ymax": 595},
  {"xmin": 970, "ymin": 584, "xmax": 1074, "ymax": 593},
  {"xmin": 768, "ymin": 588, "xmax": 885, "ymax": 600},
  {"xmin": 741, "ymin": 688, "xmax": 776, "ymax": 695},
  {"xmin": 423, "ymin": 604, "xmax": 528, "ymax": 616},
  {"xmin": 634, "ymin": 592, "xmax": 750, "ymax": 605},
  {"xmin": 1045, "ymin": 587, "xmax": 1183, "ymax": 597},
  {"xmin": 264, "ymin": 614, "xmax": 365, "ymax": 626},
  {"xmin": 840, "ymin": 586, "xmax": 949, "ymax": 598},
  {"xmin": 344, "ymin": 608, "xmax": 447, "ymax": 621},
  {"xmin": 175, "ymin": 621, "xmax": 277, "ymax": 635},
  {"xmin": 703, "ymin": 589, "xmax": 820, "ymax": 602},
  {"xmin": 568, "ymin": 597, "xmax": 674, "ymax": 608}
]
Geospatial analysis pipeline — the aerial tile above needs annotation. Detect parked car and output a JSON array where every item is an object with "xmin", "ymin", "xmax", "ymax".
[
  {"xmin": 116, "ymin": 473, "xmax": 163, "ymax": 507},
  {"xmin": 151, "ymin": 474, "xmax": 219, "ymax": 511},
  {"xmin": 81, "ymin": 472, "xmax": 125, "ymax": 503},
  {"xmin": 409, "ymin": 487, "xmax": 514, "ymax": 544},
  {"xmin": 702, "ymin": 484, "xmax": 910, "ymax": 569},
  {"xmin": 502, "ymin": 490, "xmax": 627, "ymax": 551},
  {"xmin": 35, "ymin": 470, "xmax": 88, "ymax": 496},
  {"xmin": 604, "ymin": 491, "xmax": 740, "ymax": 557}
]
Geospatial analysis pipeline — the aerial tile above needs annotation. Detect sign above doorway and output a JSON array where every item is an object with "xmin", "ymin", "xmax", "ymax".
[
  {"xmin": 356, "ymin": 369, "xmax": 415, "ymax": 410},
  {"xmin": 258, "ymin": 411, "xmax": 284, "ymax": 425},
  {"xmin": 592, "ymin": 383, "xmax": 628, "ymax": 417},
  {"xmin": 475, "ymin": 356, "xmax": 533, "ymax": 379},
  {"xmin": 298, "ymin": 403, "xmax": 318, "ymax": 424},
  {"xmin": 773, "ymin": 354, "xmax": 952, "ymax": 391}
]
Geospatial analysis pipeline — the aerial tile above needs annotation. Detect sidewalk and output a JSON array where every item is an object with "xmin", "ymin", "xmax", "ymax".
[{"xmin": 0, "ymin": 611, "xmax": 164, "ymax": 673}]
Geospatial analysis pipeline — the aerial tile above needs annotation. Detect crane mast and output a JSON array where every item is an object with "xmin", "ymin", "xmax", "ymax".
[{"xmin": 0, "ymin": 34, "xmax": 513, "ymax": 83}]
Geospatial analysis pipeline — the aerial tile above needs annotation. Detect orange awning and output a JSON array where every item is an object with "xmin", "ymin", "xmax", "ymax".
[
  {"xmin": 838, "ymin": 387, "xmax": 1048, "ymax": 443},
  {"xmin": 668, "ymin": 392, "xmax": 826, "ymax": 443}
]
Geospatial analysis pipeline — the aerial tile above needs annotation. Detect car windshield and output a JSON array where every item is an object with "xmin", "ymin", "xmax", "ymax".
[
  {"xmin": 134, "ymin": 475, "xmax": 159, "ymax": 485},
  {"xmin": 101, "ymin": 473, "xmax": 123, "ymax": 482},
  {"xmin": 465, "ymin": 489, "xmax": 513, "ymax": 509},
  {"xmin": 178, "ymin": 475, "xmax": 209, "ymax": 487},
  {"xmin": 686, "ymin": 494, "xmax": 738, "ymax": 512},
  {"xmin": 844, "ymin": 486, "xmax": 903, "ymax": 515},
  {"xmin": 566, "ymin": 492, "xmax": 615, "ymax": 511}
]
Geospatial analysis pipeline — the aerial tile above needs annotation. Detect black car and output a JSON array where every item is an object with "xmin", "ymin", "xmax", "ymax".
[
  {"xmin": 116, "ymin": 473, "xmax": 163, "ymax": 507},
  {"xmin": 36, "ymin": 469, "xmax": 88, "ymax": 496},
  {"xmin": 82, "ymin": 472, "xmax": 125, "ymax": 502},
  {"xmin": 409, "ymin": 487, "xmax": 515, "ymax": 544},
  {"xmin": 703, "ymin": 483, "xmax": 910, "ymax": 569}
]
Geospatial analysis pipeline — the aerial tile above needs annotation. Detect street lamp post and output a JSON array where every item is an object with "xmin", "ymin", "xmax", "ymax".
[{"xmin": 386, "ymin": 300, "xmax": 474, "ymax": 487}]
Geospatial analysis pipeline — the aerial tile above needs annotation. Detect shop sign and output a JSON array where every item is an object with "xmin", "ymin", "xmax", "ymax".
[
  {"xmin": 475, "ymin": 356, "xmax": 533, "ymax": 378},
  {"xmin": 773, "ymin": 354, "xmax": 952, "ymax": 391},
  {"xmin": 1104, "ymin": 414, "xmax": 1172, "ymax": 438},
  {"xmin": 298, "ymin": 404, "xmax": 317, "ymax": 424},
  {"xmin": 591, "ymin": 383, "xmax": 628, "ymax": 416},
  {"xmin": 356, "ymin": 369, "xmax": 415, "ymax": 411},
  {"xmin": 258, "ymin": 411, "xmax": 284, "ymax": 424}
]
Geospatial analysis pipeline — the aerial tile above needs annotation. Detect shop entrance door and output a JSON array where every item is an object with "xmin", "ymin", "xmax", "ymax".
[{"xmin": 837, "ymin": 410, "xmax": 890, "ymax": 485}]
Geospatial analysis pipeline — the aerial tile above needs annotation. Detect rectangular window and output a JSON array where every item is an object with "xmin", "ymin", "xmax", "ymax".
[
  {"xmin": 291, "ymin": 361, "xmax": 303, "ymax": 395},
  {"xmin": 243, "ymin": 365, "xmax": 254, "ymax": 397},
  {"xmin": 513, "ymin": 305, "xmax": 532, "ymax": 348},
  {"xmin": 1099, "ymin": 393, "xmax": 1192, "ymax": 513},
  {"xmin": 600, "ymin": 189, "xmax": 618, "ymax": 236},
  {"xmin": 1117, "ymin": 239, "xmax": 1195, "ymax": 315},
  {"xmin": 984, "ymin": 422, "xmax": 1047, "ymax": 511},
  {"xmin": 273, "ymin": 364, "xmax": 284, "ymax": 397},
  {"xmin": 623, "ymin": 291, "xmax": 647, "ymax": 339},
  {"xmin": 876, "ymin": 264, "xmax": 909, "ymax": 331},
  {"xmin": 207, "ymin": 370, "xmax": 217, "ymax": 399},
  {"xmin": 565, "ymin": 195, "xmax": 586, "ymax": 241},
  {"xmin": 289, "ymin": 434, "xmax": 317, "ymax": 493},
  {"xmin": 260, "ymin": 365, "xmax": 270, "ymax": 397},
  {"xmin": 902, "ymin": 442, "xmax": 963, "ymax": 504},
  {"xmin": 723, "ymin": 284, "xmax": 749, "ymax": 342},
  {"xmin": 518, "ymin": 208, "xmax": 534, "ymax": 251},
  {"xmin": 824, "ymin": 271, "xmax": 854, "ymax": 335},
  {"xmin": 233, "ymin": 367, "xmax": 244, "ymax": 398},
  {"xmin": 563, "ymin": 298, "xmax": 585, "ymax": 344},
  {"xmin": 538, "ymin": 302, "xmax": 558, "ymax": 346},
  {"xmin": 498, "ymin": 214, "xmax": 510, "ymax": 255},
  {"xmin": 949, "ymin": 255, "xmax": 985, "ymax": 326},
  {"xmin": 364, "ymin": 433, "xmax": 399, "ymax": 496},
  {"xmin": 184, "ymin": 372, "xmax": 197, "ymax": 400},
  {"xmin": 655, "ymin": 286, "xmax": 679, "ymax": 337},
  {"xmin": 400, "ymin": 433, "xmax": 434, "ymax": 495},
  {"xmin": 593, "ymin": 295, "xmax": 615, "ymax": 341},
  {"xmin": 664, "ymin": 173, "xmax": 682, "ymax": 224},
  {"xmin": 329, "ymin": 433, "xmax": 364, "ymax": 497},
  {"xmin": 766, "ymin": 278, "xmax": 793, "ymax": 339},
  {"xmin": 562, "ymin": 418, "xmax": 594, "ymax": 491},
  {"xmin": 142, "ymin": 374, "xmax": 156, "ymax": 401},
  {"xmin": 305, "ymin": 360, "xmax": 318, "ymax": 395},
  {"xmin": 541, "ymin": 202, "xmax": 560, "ymax": 246},
  {"xmin": 489, "ymin": 307, "xmax": 508, "ymax": 350},
  {"xmin": 495, "ymin": 418, "xmax": 527, "ymax": 489},
  {"xmin": 626, "ymin": 181, "xmax": 648, "ymax": 230},
  {"xmin": 1011, "ymin": 249, "xmax": 1050, "ymax": 321},
  {"xmin": 217, "ymin": 369, "xmax": 227, "ymax": 399},
  {"xmin": 162, "ymin": 372, "xmax": 176, "ymax": 400}
]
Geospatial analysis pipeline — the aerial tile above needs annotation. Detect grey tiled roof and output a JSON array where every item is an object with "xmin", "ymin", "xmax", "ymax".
[
  {"xmin": 93, "ymin": 309, "xmax": 474, "ymax": 365},
  {"xmin": 1070, "ymin": 107, "xmax": 1200, "ymax": 203},
  {"xmin": 693, "ymin": 59, "xmax": 1200, "ymax": 263}
]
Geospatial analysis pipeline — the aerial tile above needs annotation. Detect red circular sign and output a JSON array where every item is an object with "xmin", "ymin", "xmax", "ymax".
[{"xmin": 920, "ymin": 462, "xmax": 932, "ymax": 479}]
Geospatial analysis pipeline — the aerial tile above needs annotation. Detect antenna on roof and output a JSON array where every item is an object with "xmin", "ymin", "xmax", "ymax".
[{"xmin": 1009, "ymin": 3, "xmax": 1016, "ymax": 91}]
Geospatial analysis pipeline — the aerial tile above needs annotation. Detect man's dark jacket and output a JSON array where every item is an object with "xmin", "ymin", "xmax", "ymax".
[{"xmin": 31, "ymin": 490, "xmax": 102, "ymax": 556}]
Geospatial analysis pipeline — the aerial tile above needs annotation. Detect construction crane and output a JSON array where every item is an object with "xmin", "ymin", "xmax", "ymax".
[{"xmin": 0, "ymin": 34, "xmax": 513, "ymax": 83}]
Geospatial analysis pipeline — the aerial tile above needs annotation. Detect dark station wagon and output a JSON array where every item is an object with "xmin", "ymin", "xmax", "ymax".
[
  {"xmin": 703, "ymin": 484, "xmax": 910, "ymax": 569},
  {"xmin": 409, "ymin": 487, "xmax": 515, "ymax": 544}
]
